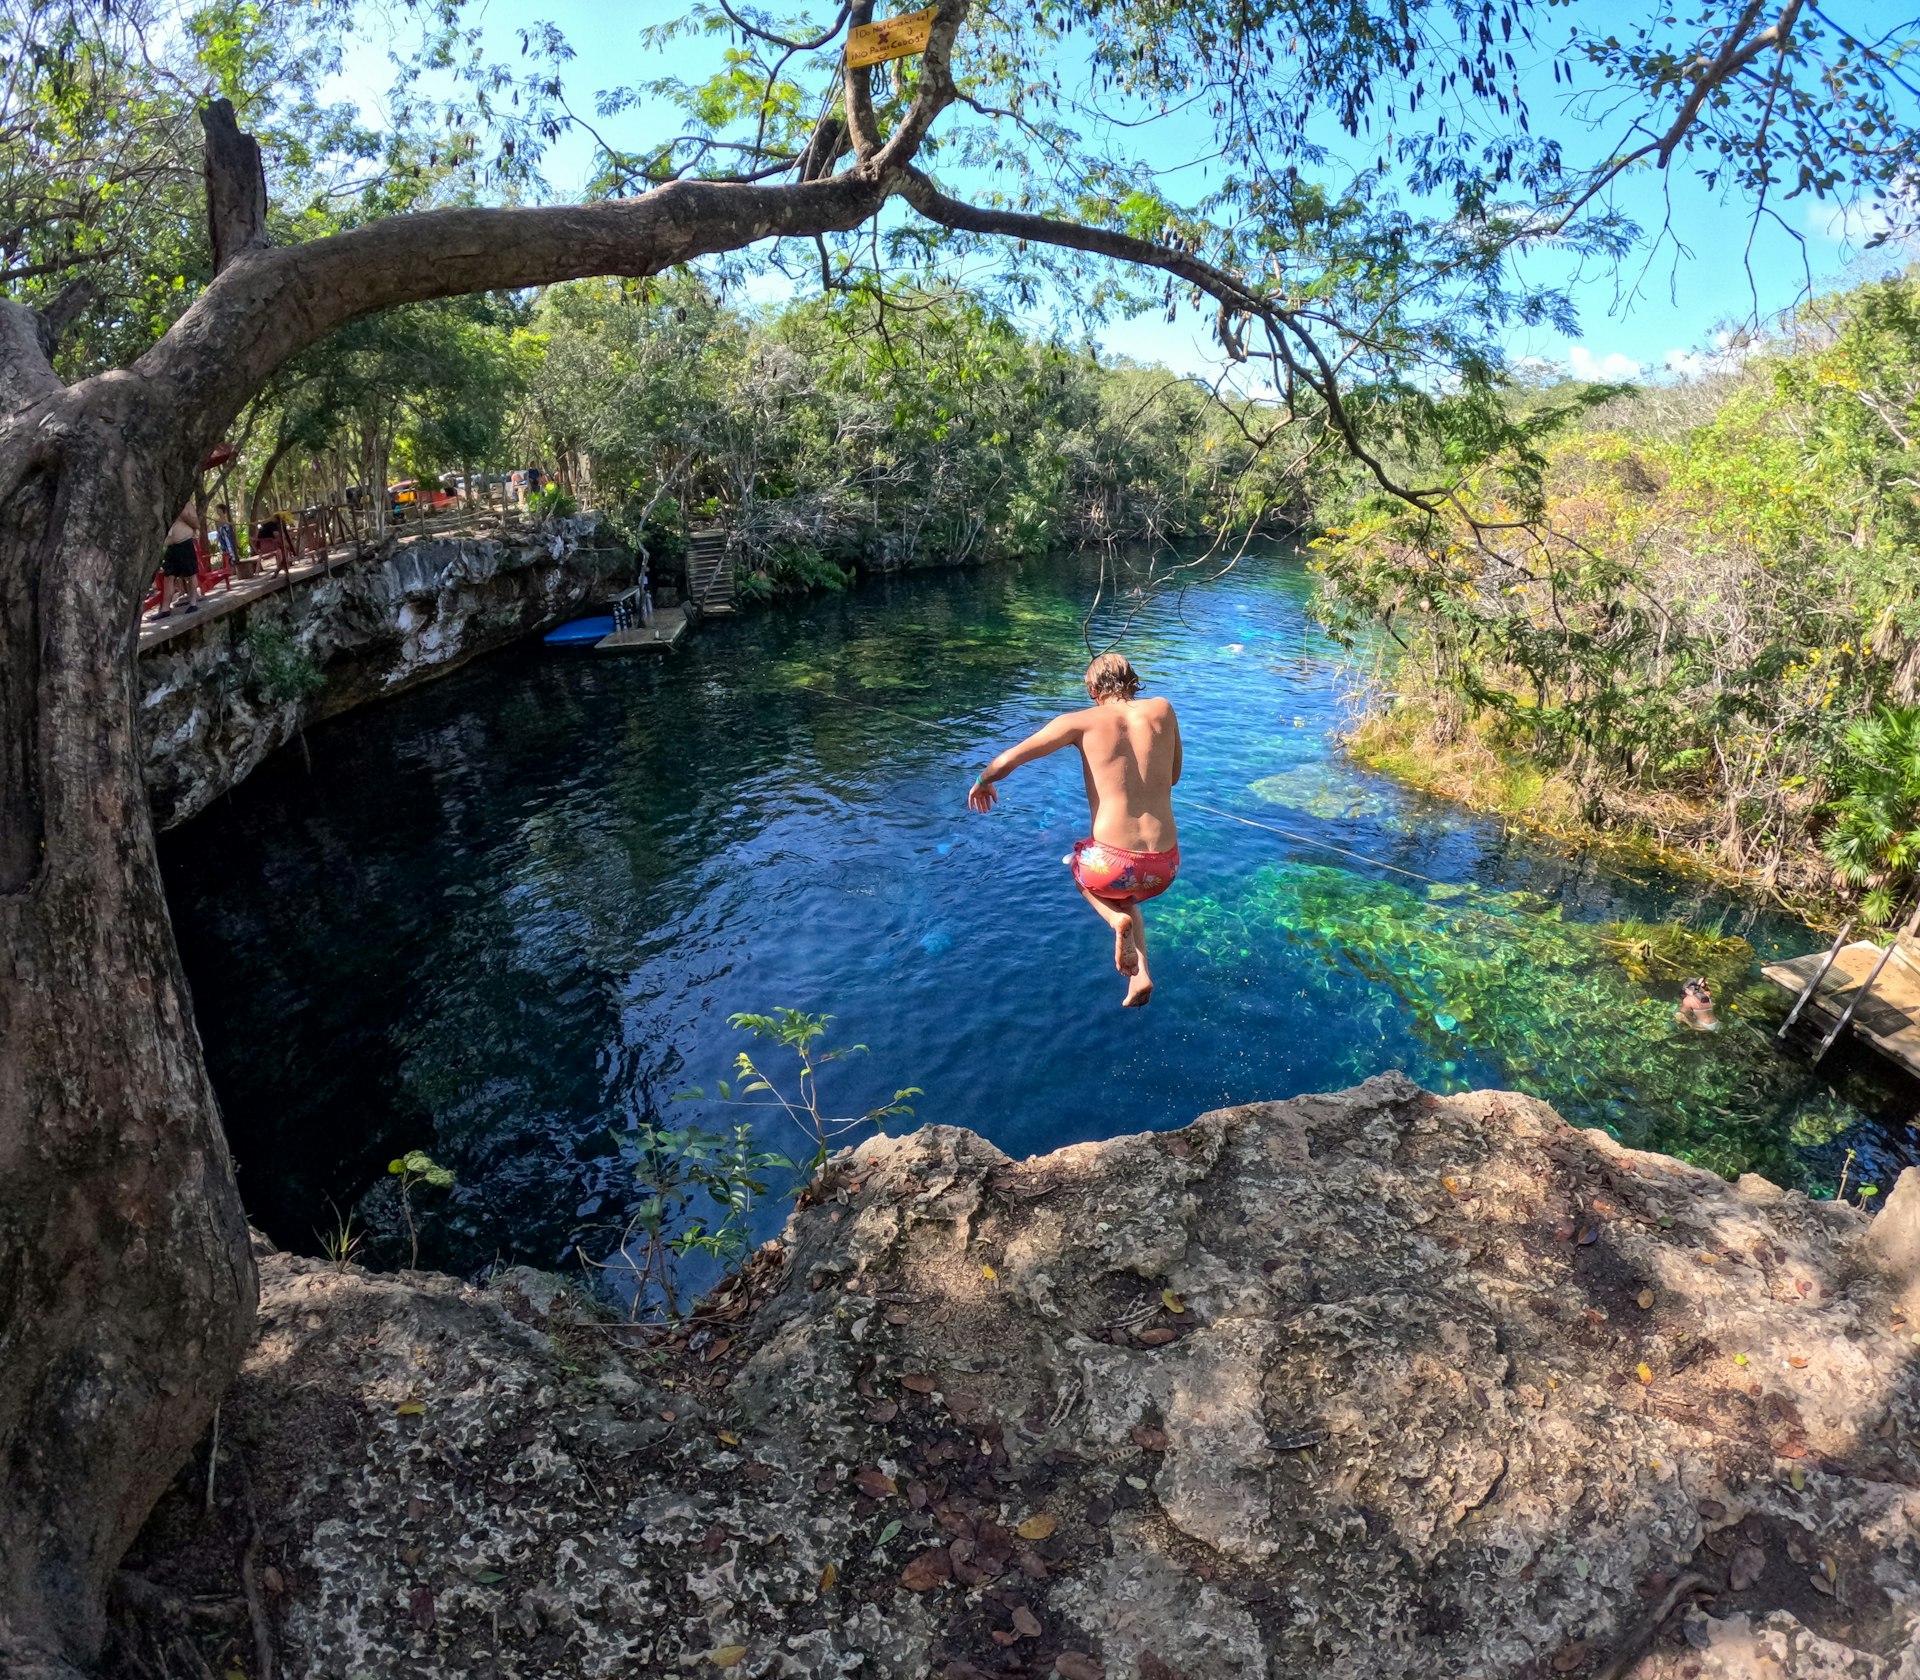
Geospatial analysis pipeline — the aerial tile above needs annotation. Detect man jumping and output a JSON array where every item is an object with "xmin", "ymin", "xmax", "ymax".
[{"xmin": 966, "ymin": 653, "xmax": 1182, "ymax": 1007}]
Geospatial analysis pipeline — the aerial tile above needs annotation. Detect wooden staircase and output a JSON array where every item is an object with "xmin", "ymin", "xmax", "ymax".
[{"xmin": 686, "ymin": 529, "xmax": 736, "ymax": 618}]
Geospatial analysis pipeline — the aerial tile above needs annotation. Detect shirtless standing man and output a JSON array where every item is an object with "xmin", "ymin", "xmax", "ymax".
[{"xmin": 966, "ymin": 653, "xmax": 1182, "ymax": 1007}]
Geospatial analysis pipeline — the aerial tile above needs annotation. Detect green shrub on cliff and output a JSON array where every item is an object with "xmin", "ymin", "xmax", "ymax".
[{"xmin": 243, "ymin": 620, "xmax": 325, "ymax": 707}]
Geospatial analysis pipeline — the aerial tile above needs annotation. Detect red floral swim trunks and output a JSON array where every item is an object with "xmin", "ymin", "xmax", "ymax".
[{"xmin": 1068, "ymin": 838, "xmax": 1181, "ymax": 905}]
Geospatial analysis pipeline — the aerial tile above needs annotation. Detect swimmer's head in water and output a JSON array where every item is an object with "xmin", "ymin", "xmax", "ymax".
[
  {"xmin": 1681, "ymin": 977, "xmax": 1713, "ymax": 1006},
  {"xmin": 1085, "ymin": 652, "xmax": 1141, "ymax": 702}
]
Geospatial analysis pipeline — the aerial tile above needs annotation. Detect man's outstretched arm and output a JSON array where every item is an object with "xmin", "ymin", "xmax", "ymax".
[{"xmin": 967, "ymin": 714, "xmax": 1080, "ymax": 812}]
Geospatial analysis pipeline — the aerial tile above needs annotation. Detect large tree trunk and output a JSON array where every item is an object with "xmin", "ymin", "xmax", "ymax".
[
  {"xmin": 0, "ymin": 371, "xmax": 256, "ymax": 1676},
  {"xmin": 0, "ymin": 45, "xmax": 957, "ymax": 1670}
]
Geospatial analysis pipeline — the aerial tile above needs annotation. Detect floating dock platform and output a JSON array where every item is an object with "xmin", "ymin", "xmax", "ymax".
[
  {"xmin": 595, "ymin": 603, "xmax": 689, "ymax": 654},
  {"xmin": 1763, "ymin": 937, "xmax": 1920, "ymax": 1080}
]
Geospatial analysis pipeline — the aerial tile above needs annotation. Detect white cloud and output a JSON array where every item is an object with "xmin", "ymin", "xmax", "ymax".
[
  {"xmin": 1660, "ymin": 330, "xmax": 1759, "ymax": 383},
  {"xmin": 1806, "ymin": 192, "xmax": 1920, "ymax": 252},
  {"xmin": 1566, "ymin": 345, "xmax": 1643, "ymax": 382}
]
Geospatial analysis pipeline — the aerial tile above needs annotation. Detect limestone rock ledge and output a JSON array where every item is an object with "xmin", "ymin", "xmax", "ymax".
[
  {"xmin": 139, "ymin": 517, "xmax": 623, "ymax": 829},
  {"xmin": 120, "ymin": 1075, "xmax": 1920, "ymax": 1678}
]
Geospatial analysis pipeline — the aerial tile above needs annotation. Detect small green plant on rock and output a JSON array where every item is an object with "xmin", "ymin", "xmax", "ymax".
[
  {"xmin": 527, "ymin": 483, "xmax": 579, "ymax": 522},
  {"xmin": 388, "ymin": 1149, "xmax": 455, "ymax": 1269},
  {"xmin": 689, "ymin": 1007, "xmax": 922, "ymax": 1175},
  {"xmin": 317, "ymin": 1202, "xmax": 363, "ymax": 1273},
  {"xmin": 244, "ymin": 619, "xmax": 325, "ymax": 706},
  {"xmin": 613, "ymin": 1119, "xmax": 785, "ymax": 1320},
  {"xmin": 606, "ymin": 1011, "xmax": 920, "ymax": 1321}
]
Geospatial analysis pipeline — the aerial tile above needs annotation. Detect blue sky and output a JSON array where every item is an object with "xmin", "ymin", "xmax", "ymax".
[{"xmin": 328, "ymin": 1, "xmax": 1906, "ymax": 383}]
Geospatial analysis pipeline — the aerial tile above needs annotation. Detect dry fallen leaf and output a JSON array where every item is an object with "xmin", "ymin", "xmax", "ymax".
[
  {"xmin": 853, "ymin": 1466, "xmax": 897, "ymax": 1499},
  {"xmin": 1016, "ymin": 1512, "xmax": 1058, "ymax": 1541},
  {"xmin": 1636, "ymin": 1363, "xmax": 1654, "ymax": 1386},
  {"xmin": 818, "ymin": 1563, "xmax": 837, "ymax": 1592},
  {"xmin": 1130, "ymin": 1425, "xmax": 1169, "ymax": 1452},
  {"xmin": 1012, "ymin": 1606, "xmax": 1043, "ymax": 1638},
  {"xmin": 1161, "ymin": 1288, "xmax": 1187, "ymax": 1314},
  {"xmin": 981, "ymin": 1263, "xmax": 998, "ymax": 1282},
  {"xmin": 1135, "ymin": 1327, "xmax": 1178, "ymax": 1347},
  {"xmin": 1788, "ymin": 1356, "xmax": 1809, "ymax": 1369},
  {"xmin": 1808, "ymin": 1570, "xmax": 1835, "ymax": 1597},
  {"xmin": 409, "ymin": 1585, "xmax": 437, "ymax": 1631},
  {"xmin": 1550, "ymin": 1642, "xmax": 1587, "ymax": 1673},
  {"xmin": 1729, "ymin": 1543, "xmax": 1765, "ymax": 1592},
  {"xmin": 716, "ymin": 1431, "xmax": 740, "ymax": 1447},
  {"xmin": 867, "ymin": 1399, "xmax": 899, "ymax": 1423},
  {"xmin": 709, "ymin": 1645, "xmax": 748, "ymax": 1668},
  {"xmin": 1441, "ymin": 1175, "xmax": 1460, "ymax": 1195},
  {"xmin": 1636, "ymin": 1289, "xmax": 1655, "ymax": 1310},
  {"xmin": 1054, "ymin": 1653, "xmax": 1105, "ymax": 1680},
  {"xmin": 900, "ymin": 1549, "xmax": 952, "ymax": 1592},
  {"xmin": 901, "ymin": 1372, "xmax": 937, "ymax": 1394},
  {"xmin": 395, "ymin": 1401, "xmax": 426, "ymax": 1416}
]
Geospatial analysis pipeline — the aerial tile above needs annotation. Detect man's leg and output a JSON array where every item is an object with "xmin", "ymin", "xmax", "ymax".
[
  {"xmin": 1077, "ymin": 885, "xmax": 1139, "ymax": 976},
  {"xmin": 1121, "ymin": 906, "xmax": 1152, "ymax": 1008}
]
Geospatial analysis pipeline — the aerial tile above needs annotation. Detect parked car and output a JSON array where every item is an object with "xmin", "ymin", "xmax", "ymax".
[{"xmin": 388, "ymin": 479, "xmax": 459, "ymax": 520}]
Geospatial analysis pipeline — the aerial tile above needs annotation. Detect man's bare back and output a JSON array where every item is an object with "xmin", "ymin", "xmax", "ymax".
[{"xmin": 966, "ymin": 654, "xmax": 1182, "ymax": 1007}]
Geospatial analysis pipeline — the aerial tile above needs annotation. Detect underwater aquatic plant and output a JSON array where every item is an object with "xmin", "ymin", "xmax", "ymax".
[
  {"xmin": 1159, "ymin": 863, "xmax": 1866, "ymax": 1187},
  {"xmin": 1598, "ymin": 919, "xmax": 1755, "ymax": 987}
]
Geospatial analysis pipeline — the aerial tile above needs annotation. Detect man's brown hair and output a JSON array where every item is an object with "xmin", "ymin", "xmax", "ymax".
[{"xmin": 1084, "ymin": 652, "xmax": 1141, "ymax": 701}]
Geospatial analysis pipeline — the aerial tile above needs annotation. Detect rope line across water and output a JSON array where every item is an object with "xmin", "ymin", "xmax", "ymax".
[
  {"xmin": 800, "ymin": 688, "xmax": 1450, "ymax": 888},
  {"xmin": 1180, "ymin": 800, "xmax": 1447, "ymax": 887}
]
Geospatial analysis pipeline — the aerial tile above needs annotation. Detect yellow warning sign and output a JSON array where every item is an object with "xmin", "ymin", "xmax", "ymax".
[{"xmin": 846, "ymin": 6, "xmax": 936, "ymax": 69}]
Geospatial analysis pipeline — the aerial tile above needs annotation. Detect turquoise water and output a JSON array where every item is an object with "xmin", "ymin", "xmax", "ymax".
[{"xmin": 160, "ymin": 549, "xmax": 1919, "ymax": 1273}]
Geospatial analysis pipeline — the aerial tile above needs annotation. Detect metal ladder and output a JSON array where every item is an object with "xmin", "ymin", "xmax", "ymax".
[
  {"xmin": 1780, "ymin": 901, "xmax": 1920, "ymax": 1064},
  {"xmin": 687, "ymin": 530, "xmax": 735, "ymax": 617}
]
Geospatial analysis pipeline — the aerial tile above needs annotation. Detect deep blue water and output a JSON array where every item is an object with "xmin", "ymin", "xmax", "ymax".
[{"xmin": 160, "ymin": 549, "xmax": 1920, "ymax": 1276}]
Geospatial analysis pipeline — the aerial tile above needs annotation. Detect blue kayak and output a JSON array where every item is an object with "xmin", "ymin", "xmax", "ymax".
[{"xmin": 543, "ymin": 616, "xmax": 615, "ymax": 646}]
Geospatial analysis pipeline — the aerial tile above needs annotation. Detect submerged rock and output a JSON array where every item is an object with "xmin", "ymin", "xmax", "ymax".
[{"xmin": 119, "ymin": 1075, "xmax": 1920, "ymax": 1677}]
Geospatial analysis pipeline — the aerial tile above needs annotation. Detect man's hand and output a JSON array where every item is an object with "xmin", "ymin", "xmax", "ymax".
[{"xmin": 967, "ymin": 775, "xmax": 999, "ymax": 813}]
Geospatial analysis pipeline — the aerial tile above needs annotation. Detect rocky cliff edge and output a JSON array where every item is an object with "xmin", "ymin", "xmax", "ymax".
[{"xmin": 119, "ymin": 1074, "xmax": 1920, "ymax": 1678}]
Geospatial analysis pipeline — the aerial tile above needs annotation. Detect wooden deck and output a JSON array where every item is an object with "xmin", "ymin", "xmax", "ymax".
[
  {"xmin": 1763, "ymin": 939, "xmax": 1920, "ymax": 1078},
  {"xmin": 139, "ymin": 553, "xmax": 336, "ymax": 653},
  {"xmin": 594, "ymin": 603, "xmax": 689, "ymax": 654}
]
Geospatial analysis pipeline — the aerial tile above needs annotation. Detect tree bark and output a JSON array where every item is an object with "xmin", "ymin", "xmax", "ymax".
[
  {"xmin": 0, "ymin": 61, "xmax": 947, "ymax": 1665},
  {"xmin": 0, "ymin": 346, "xmax": 255, "ymax": 1676}
]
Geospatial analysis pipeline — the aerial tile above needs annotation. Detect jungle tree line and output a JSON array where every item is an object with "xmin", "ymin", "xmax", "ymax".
[
  {"xmin": 202, "ymin": 273, "xmax": 1312, "ymax": 571},
  {"xmin": 1315, "ymin": 267, "xmax": 1920, "ymax": 918},
  {"xmin": 2, "ymin": 0, "xmax": 1915, "ymax": 1674}
]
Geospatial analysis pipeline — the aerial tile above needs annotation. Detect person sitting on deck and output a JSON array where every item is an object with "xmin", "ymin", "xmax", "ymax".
[
  {"xmin": 1678, "ymin": 977, "xmax": 1718, "ymax": 1030},
  {"xmin": 966, "ymin": 652, "xmax": 1183, "ymax": 1008},
  {"xmin": 213, "ymin": 502, "xmax": 239, "ymax": 567},
  {"xmin": 158, "ymin": 501, "xmax": 201, "ymax": 616}
]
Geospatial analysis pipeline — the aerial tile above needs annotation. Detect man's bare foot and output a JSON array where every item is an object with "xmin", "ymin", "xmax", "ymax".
[
  {"xmin": 1122, "ymin": 971, "xmax": 1153, "ymax": 1007},
  {"xmin": 1114, "ymin": 920, "xmax": 1140, "ymax": 975}
]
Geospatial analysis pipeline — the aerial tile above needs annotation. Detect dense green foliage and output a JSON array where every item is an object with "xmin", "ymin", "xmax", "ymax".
[
  {"xmin": 516, "ymin": 277, "xmax": 1301, "ymax": 576},
  {"xmin": 1317, "ymin": 271, "xmax": 1920, "ymax": 916}
]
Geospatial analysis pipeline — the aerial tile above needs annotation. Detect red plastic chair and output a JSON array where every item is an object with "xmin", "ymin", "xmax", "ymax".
[{"xmin": 195, "ymin": 534, "xmax": 236, "ymax": 594}]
